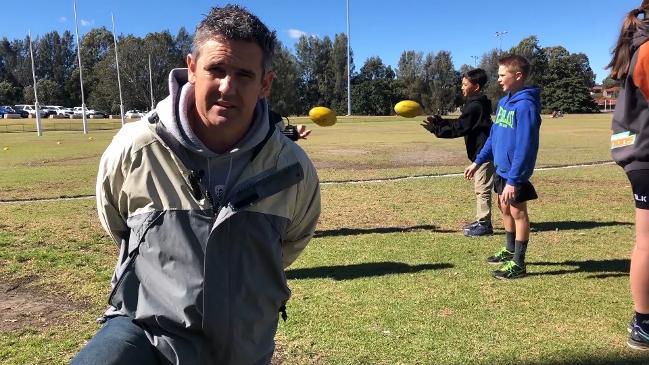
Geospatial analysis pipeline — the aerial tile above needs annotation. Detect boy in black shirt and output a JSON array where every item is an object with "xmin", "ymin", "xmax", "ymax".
[{"xmin": 422, "ymin": 68, "xmax": 494, "ymax": 236}]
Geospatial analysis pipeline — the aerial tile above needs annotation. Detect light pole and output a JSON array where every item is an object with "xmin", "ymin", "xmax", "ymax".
[
  {"xmin": 111, "ymin": 13, "xmax": 125, "ymax": 125},
  {"xmin": 73, "ymin": 1, "xmax": 88, "ymax": 134},
  {"xmin": 346, "ymin": 0, "xmax": 351, "ymax": 116},
  {"xmin": 28, "ymin": 30, "xmax": 42, "ymax": 136},
  {"xmin": 495, "ymin": 31, "xmax": 508, "ymax": 52},
  {"xmin": 470, "ymin": 55, "xmax": 479, "ymax": 68}
]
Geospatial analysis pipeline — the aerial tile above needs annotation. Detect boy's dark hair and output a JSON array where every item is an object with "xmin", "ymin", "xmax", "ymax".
[
  {"xmin": 192, "ymin": 4, "xmax": 277, "ymax": 71},
  {"xmin": 498, "ymin": 55, "xmax": 531, "ymax": 78},
  {"xmin": 463, "ymin": 68, "xmax": 488, "ymax": 89}
]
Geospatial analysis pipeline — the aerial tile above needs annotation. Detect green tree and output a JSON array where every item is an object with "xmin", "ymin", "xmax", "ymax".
[
  {"xmin": 479, "ymin": 49, "xmax": 504, "ymax": 111},
  {"xmin": 351, "ymin": 56, "xmax": 399, "ymax": 115},
  {"xmin": 396, "ymin": 50, "xmax": 425, "ymax": 104},
  {"xmin": 0, "ymin": 80, "xmax": 21, "ymax": 105},
  {"xmin": 423, "ymin": 51, "xmax": 458, "ymax": 114},
  {"xmin": 543, "ymin": 46, "xmax": 598, "ymax": 113},
  {"xmin": 508, "ymin": 36, "xmax": 548, "ymax": 87},
  {"xmin": 269, "ymin": 43, "xmax": 301, "ymax": 116}
]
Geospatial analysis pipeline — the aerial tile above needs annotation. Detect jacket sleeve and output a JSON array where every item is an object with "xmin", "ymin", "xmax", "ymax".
[
  {"xmin": 507, "ymin": 102, "xmax": 541, "ymax": 185},
  {"xmin": 433, "ymin": 103, "xmax": 481, "ymax": 139},
  {"xmin": 282, "ymin": 157, "xmax": 321, "ymax": 268},
  {"xmin": 474, "ymin": 123, "xmax": 495, "ymax": 165},
  {"xmin": 96, "ymin": 132, "xmax": 130, "ymax": 247}
]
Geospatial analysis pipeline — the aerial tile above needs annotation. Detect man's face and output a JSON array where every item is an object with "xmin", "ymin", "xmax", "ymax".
[
  {"xmin": 187, "ymin": 37, "xmax": 272, "ymax": 132},
  {"xmin": 497, "ymin": 65, "xmax": 522, "ymax": 93},
  {"xmin": 461, "ymin": 77, "xmax": 480, "ymax": 97}
]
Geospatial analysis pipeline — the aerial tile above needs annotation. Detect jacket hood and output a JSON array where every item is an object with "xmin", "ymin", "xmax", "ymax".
[
  {"xmin": 155, "ymin": 68, "xmax": 270, "ymax": 159},
  {"xmin": 633, "ymin": 23, "xmax": 649, "ymax": 49},
  {"xmin": 505, "ymin": 86, "xmax": 542, "ymax": 110}
]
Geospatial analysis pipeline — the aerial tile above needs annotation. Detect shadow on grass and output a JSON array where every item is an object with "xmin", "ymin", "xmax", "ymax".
[
  {"xmin": 286, "ymin": 261, "xmax": 453, "ymax": 281},
  {"xmin": 518, "ymin": 354, "xmax": 649, "ymax": 365},
  {"xmin": 314, "ymin": 225, "xmax": 455, "ymax": 238},
  {"xmin": 528, "ymin": 259, "xmax": 629, "ymax": 278},
  {"xmin": 531, "ymin": 220, "xmax": 633, "ymax": 232}
]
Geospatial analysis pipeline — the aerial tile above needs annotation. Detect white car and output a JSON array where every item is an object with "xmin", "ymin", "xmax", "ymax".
[
  {"xmin": 15, "ymin": 104, "xmax": 47, "ymax": 117},
  {"xmin": 47, "ymin": 106, "xmax": 73, "ymax": 116},
  {"xmin": 125, "ymin": 110, "xmax": 145, "ymax": 119}
]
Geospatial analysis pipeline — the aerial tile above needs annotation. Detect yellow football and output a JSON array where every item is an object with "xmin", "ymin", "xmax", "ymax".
[
  {"xmin": 308, "ymin": 106, "xmax": 337, "ymax": 127},
  {"xmin": 394, "ymin": 100, "xmax": 423, "ymax": 118}
]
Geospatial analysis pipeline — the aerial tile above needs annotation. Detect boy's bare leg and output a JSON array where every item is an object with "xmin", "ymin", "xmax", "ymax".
[
  {"xmin": 509, "ymin": 201, "xmax": 530, "ymax": 241},
  {"xmin": 497, "ymin": 196, "xmax": 515, "ymax": 233},
  {"xmin": 631, "ymin": 209, "xmax": 649, "ymax": 313}
]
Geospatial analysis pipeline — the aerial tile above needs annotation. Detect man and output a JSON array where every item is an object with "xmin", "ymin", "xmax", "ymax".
[{"xmin": 71, "ymin": 5, "xmax": 321, "ymax": 365}]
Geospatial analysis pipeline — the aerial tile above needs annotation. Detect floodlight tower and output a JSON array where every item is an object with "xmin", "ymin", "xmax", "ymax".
[
  {"xmin": 346, "ymin": 0, "xmax": 352, "ymax": 116},
  {"xmin": 495, "ymin": 31, "xmax": 508, "ymax": 52}
]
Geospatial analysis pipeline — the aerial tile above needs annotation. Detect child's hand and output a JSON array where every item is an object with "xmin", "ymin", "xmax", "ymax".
[
  {"xmin": 464, "ymin": 163, "xmax": 478, "ymax": 180},
  {"xmin": 421, "ymin": 115, "xmax": 442, "ymax": 133},
  {"xmin": 500, "ymin": 184, "xmax": 516, "ymax": 206}
]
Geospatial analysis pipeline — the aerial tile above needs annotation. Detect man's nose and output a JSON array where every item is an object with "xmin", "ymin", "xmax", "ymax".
[{"xmin": 219, "ymin": 75, "xmax": 236, "ymax": 95}]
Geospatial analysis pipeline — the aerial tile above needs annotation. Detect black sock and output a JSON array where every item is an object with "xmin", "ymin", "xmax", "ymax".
[
  {"xmin": 505, "ymin": 232, "xmax": 515, "ymax": 252},
  {"xmin": 636, "ymin": 312, "xmax": 649, "ymax": 333},
  {"xmin": 513, "ymin": 239, "xmax": 528, "ymax": 266}
]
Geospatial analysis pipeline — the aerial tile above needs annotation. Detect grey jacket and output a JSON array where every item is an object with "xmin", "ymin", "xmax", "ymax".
[{"xmin": 96, "ymin": 70, "xmax": 321, "ymax": 365}]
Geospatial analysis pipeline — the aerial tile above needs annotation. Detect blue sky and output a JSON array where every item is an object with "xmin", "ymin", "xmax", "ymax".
[{"xmin": 1, "ymin": 0, "xmax": 641, "ymax": 83}]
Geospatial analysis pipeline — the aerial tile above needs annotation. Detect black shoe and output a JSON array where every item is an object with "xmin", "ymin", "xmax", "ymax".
[
  {"xmin": 462, "ymin": 221, "xmax": 479, "ymax": 230},
  {"xmin": 628, "ymin": 326, "xmax": 649, "ymax": 350},
  {"xmin": 464, "ymin": 222, "xmax": 493, "ymax": 237},
  {"xmin": 492, "ymin": 260, "xmax": 527, "ymax": 280},
  {"xmin": 486, "ymin": 247, "xmax": 514, "ymax": 264}
]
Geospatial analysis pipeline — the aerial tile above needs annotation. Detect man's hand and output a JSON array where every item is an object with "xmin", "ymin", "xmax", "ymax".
[
  {"xmin": 464, "ymin": 162, "xmax": 479, "ymax": 180},
  {"xmin": 296, "ymin": 124, "xmax": 311, "ymax": 139},
  {"xmin": 500, "ymin": 184, "xmax": 516, "ymax": 206},
  {"xmin": 421, "ymin": 115, "xmax": 442, "ymax": 133}
]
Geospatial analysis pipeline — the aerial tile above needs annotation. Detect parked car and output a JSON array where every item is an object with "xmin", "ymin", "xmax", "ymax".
[
  {"xmin": 0, "ymin": 106, "xmax": 11, "ymax": 117},
  {"xmin": 46, "ymin": 105, "xmax": 73, "ymax": 116},
  {"xmin": 39, "ymin": 106, "xmax": 56, "ymax": 117},
  {"xmin": 89, "ymin": 110, "xmax": 109, "ymax": 118},
  {"xmin": 14, "ymin": 104, "xmax": 47, "ymax": 117},
  {"xmin": 125, "ymin": 109, "xmax": 145, "ymax": 119},
  {"xmin": 3, "ymin": 106, "xmax": 28, "ymax": 118}
]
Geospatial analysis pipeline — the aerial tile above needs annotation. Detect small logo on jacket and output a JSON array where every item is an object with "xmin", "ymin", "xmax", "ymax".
[
  {"xmin": 635, "ymin": 194, "xmax": 648, "ymax": 203},
  {"xmin": 611, "ymin": 131, "xmax": 636, "ymax": 149}
]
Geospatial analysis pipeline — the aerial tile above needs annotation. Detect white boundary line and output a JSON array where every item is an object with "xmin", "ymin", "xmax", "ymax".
[{"xmin": 0, "ymin": 161, "xmax": 616, "ymax": 204}]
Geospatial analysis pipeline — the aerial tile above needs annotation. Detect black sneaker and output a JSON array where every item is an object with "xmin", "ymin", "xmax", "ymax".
[
  {"xmin": 462, "ymin": 221, "xmax": 479, "ymax": 230},
  {"xmin": 628, "ymin": 326, "xmax": 649, "ymax": 350},
  {"xmin": 487, "ymin": 247, "xmax": 514, "ymax": 264},
  {"xmin": 464, "ymin": 222, "xmax": 493, "ymax": 237},
  {"xmin": 492, "ymin": 260, "xmax": 527, "ymax": 280}
]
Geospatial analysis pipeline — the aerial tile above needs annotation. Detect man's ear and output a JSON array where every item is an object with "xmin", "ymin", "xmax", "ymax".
[
  {"xmin": 187, "ymin": 53, "xmax": 197, "ymax": 84},
  {"xmin": 260, "ymin": 70, "xmax": 274, "ymax": 98}
]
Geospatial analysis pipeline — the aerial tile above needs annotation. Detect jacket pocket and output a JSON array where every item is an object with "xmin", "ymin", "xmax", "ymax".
[{"xmin": 108, "ymin": 210, "xmax": 164, "ymax": 313}]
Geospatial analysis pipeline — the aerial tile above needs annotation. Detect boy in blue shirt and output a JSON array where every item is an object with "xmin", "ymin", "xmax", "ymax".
[{"xmin": 464, "ymin": 55, "xmax": 541, "ymax": 279}]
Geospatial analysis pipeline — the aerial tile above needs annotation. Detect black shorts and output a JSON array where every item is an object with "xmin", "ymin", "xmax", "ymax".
[
  {"xmin": 627, "ymin": 169, "xmax": 649, "ymax": 210},
  {"xmin": 493, "ymin": 174, "xmax": 538, "ymax": 203}
]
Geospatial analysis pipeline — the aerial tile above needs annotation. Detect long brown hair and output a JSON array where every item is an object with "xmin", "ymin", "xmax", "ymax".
[{"xmin": 607, "ymin": 1, "xmax": 649, "ymax": 80}]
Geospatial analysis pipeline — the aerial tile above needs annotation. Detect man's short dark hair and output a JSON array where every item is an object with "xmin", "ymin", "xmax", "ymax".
[
  {"xmin": 463, "ymin": 68, "xmax": 488, "ymax": 89},
  {"xmin": 498, "ymin": 55, "xmax": 531, "ymax": 78},
  {"xmin": 192, "ymin": 4, "xmax": 277, "ymax": 71}
]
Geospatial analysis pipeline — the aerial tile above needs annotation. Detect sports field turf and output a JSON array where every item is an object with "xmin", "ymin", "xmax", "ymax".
[{"xmin": 1, "ymin": 114, "xmax": 647, "ymax": 364}]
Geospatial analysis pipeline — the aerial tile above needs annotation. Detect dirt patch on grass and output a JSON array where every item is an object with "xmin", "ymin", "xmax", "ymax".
[{"xmin": 0, "ymin": 276, "xmax": 89, "ymax": 332}]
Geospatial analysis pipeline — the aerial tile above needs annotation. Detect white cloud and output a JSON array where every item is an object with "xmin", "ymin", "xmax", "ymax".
[
  {"xmin": 80, "ymin": 19, "xmax": 95, "ymax": 27},
  {"xmin": 287, "ymin": 29, "xmax": 307, "ymax": 39},
  {"xmin": 59, "ymin": 16, "xmax": 67, "ymax": 22}
]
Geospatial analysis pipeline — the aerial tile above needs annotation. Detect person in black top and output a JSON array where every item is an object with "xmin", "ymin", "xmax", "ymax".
[{"xmin": 421, "ymin": 68, "xmax": 494, "ymax": 236}]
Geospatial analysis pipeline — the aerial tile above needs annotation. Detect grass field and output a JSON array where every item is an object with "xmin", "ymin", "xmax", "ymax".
[{"xmin": 1, "ymin": 113, "xmax": 648, "ymax": 364}]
